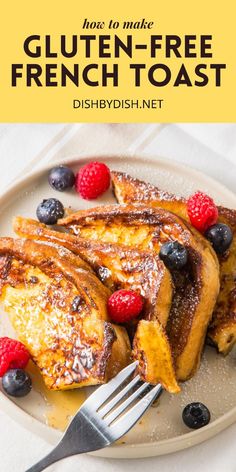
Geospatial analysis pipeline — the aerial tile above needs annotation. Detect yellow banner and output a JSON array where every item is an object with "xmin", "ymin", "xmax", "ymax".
[{"xmin": 0, "ymin": 0, "xmax": 235, "ymax": 122}]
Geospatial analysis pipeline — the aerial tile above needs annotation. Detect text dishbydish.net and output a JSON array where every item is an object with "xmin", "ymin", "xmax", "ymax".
[{"xmin": 73, "ymin": 98, "xmax": 164, "ymax": 109}]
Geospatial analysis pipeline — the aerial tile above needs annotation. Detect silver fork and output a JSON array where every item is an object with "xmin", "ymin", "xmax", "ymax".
[{"xmin": 26, "ymin": 361, "xmax": 163, "ymax": 472}]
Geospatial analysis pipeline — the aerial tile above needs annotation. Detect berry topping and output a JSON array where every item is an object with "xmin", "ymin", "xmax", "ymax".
[
  {"xmin": 36, "ymin": 198, "xmax": 64, "ymax": 225},
  {"xmin": 0, "ymin": 337, "xmax": 30, "ymax": 377},
  {"xmin": 2, "ymin": 369, "xmax": 32, "ymax": 397},
  {"xmin": 159, "ymin": 241, "xmax": 188, "ymax": 270},
  {"xmin": 182, "ymin": 402, "xmax": 211, "ymax": 429},
  {"xmin": 75, "ymin": 161, "xmax": 110, "ymax": 200},
  {"xmin": 108, "ymin": 289, "xmax": 143, "ymax": 323},
  {"xmin": 48, "ymin": 165, "xmax": 75, "ymax": 192},
  {"xmin": 205, "ymin": 223, "xmax": 233, "ymax": 254},
  {"xmin": 187, "ymin": 191, "xmax": 218, "ymax": 233}
]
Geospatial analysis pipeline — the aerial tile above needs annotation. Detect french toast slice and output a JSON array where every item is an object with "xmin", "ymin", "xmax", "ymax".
[
  {"xmin": 14, "ymin": 217, "xmax": 173, "ymax": 328},
  {"xmin": 207, "ymin": 207, "xmax": 236, "ymax": 354},
  {"xmin": 0, "ymin": 238, "xmax": 131, "ymax": 390},
  {"xmin": 58, "ymin": 204, "xmax": 220, "ymax": 382},
  {"xmin": 111, "ymin": 171, "xmax": 236, "ymax": 355},
  {"xmin": 133, "ymin": 320, "xmax": 180, "ymax": 392},
  {"xmin": 111, "ymin": 170, "xmax": 188, "ymax": 219},
  {"xmin": 13, "ymin": 218, "xmax": 180, "ymax": 393}
]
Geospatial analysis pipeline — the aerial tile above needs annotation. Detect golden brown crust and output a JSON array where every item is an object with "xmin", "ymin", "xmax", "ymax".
[
  {"xmin": 133, "ymin": 320, "xmax": 180, "ymax": 393},
  {"xmin": 14, "ymin": 217, "xmax": 178, "ymax": 390},
  {"xmin": 207, "ymin": 206, "xmax": 236, "ymax": 353},
  {"xmin": 59, "ymin": 203, "xmax": 220, "ymax": 381},
  {"xmin": 112, "ymin": 170, "xmax": 185, "ymax": 203},
  {"xmin": 0, "ymin": 237, "xmax": 110, "ymax": 313},
  {"xmin": 0, "ymin": 238, "xmax": 131, "ymax": 390},
  {"xmin": 14, "ymin": 217, "xmax": 173, "ymax": 328},
  {"xmin": 111, "ymin": 171, "xmax": 236, "ymax": 355}
]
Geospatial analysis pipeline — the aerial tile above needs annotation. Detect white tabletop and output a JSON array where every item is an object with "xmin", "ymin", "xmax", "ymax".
[{"xmin": 0, "ymin": 123, "xmax": 235, "ymax": 472}]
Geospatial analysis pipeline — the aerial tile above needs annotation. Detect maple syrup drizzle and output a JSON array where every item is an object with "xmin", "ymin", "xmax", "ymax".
[{"xmin": 27, "ymin": 361, "xmax": 86, "ymax": 431}]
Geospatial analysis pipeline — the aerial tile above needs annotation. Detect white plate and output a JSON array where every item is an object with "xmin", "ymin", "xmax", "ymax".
[{"xmin": 0, "ymin": 155, "xmax": 235, "ymax": 459}]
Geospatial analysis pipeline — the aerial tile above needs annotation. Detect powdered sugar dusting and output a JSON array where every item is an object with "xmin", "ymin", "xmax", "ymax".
[
  {"xmin": 0, "ymin": 156, "xmax": 235, "ymax": 447},
  {"xmin": 122, "ymin": 346, "xmax": 236, "ymax": 444}
]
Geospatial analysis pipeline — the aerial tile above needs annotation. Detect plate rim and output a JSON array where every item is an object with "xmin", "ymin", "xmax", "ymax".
[
  {"xmin": 0, "ymin": 153, "xmax": 236, "ymax": 458},
  {"xmin": 3, "ymin": 152, "xmax": 236, "ymax": 203}
]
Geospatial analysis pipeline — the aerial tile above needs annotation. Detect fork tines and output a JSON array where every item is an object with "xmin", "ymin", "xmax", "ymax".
[{"xmin": 81, "ymin": 361, "xmax": 163, "ymax": 441}]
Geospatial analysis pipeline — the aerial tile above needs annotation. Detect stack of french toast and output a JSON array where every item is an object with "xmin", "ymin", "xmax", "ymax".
[{"xmin": 0, "ymin": 170, "xmax": 235, "ymax": 395}]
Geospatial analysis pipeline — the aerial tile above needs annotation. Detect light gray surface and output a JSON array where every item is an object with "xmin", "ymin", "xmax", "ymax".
[{"xmin": 0, "ymin": 123, "xmax": 235, "ymax": 472}]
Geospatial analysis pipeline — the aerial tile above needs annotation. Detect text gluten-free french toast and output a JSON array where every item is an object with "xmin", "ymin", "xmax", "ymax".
[
  {"xmin": 58, "ymin": 204, "xmax": 220, "ymax": 382},
  {"xmin": 13, "ymin": 217, "xmax": 181, "ymax": 393},
  {"xmin": 0, "ymin": 238, "xmax": 131, "ymax": 390},
  {"xmin": 111, "ymin": 171, "xmax": 236, "ymax": 355}
]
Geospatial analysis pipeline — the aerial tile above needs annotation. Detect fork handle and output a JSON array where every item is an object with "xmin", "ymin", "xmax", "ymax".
[{"xmin": 25, "ymin": 443, "xmax": 70, "ymax": 472}]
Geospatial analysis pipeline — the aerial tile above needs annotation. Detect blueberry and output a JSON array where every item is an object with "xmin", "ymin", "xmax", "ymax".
[
  {"xmin": 205, "ymin": 223, "xmax": 233, "ymax": 254},
  {"xmin": 36, "ymin": 198, "xmax": 64, "ymax": 225},
  {"xmin": 159, "ymin": 241, "xmax": 188, "ymax": 270},
  {"xmin": 182, "ymin": 402, "xmax": 210, "ymax": 429},
  {"xmin": 48, "ymin": 166, "xmax": 75, "ymax": 192},
  {"xmin": 2, "ymin": 369, "xmax": 32, "ymax": 397}
]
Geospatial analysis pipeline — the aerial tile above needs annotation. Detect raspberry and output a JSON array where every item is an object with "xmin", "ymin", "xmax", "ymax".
[
  {"xmin": 187, "ymin": 191, "xmax": 218, "ymax": 233},
  {"xmin": 0, "ymin": 337, "xmax": 30, "ymax": 377},
  {"xmin": 75, "ymin": 162, "xmax": 110, "ymax": 200},
  {"xmin": 108, "ymin": 290, "xmax": 144, "ymax": 323}
]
